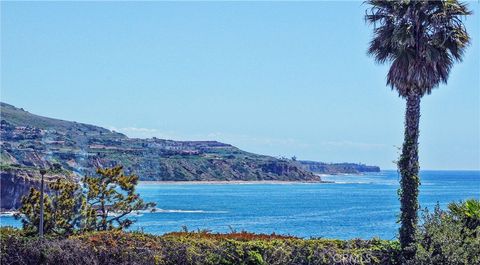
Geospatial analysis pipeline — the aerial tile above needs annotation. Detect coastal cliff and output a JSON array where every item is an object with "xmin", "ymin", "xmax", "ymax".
[
  {"xmin": 0, "ymin": 102, "xmax": 320, "ymax": 183},
  {"xmin": 0, "ymin": 165, "xmax": 75, "ymax": 210},
  {"xmin": 0, "ymin": 102, "xmax": 380, "ymax": 209},
  {"xmin": 298, "ymin": 161, "xmax": 380, "ymax": 174}
]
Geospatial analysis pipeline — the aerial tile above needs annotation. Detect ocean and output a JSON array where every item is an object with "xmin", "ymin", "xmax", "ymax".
[{"xmin": 1, "ymin": 170, "xmax": 479, "ymax": 239}]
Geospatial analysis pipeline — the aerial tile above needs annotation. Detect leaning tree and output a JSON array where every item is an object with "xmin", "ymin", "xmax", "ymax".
[
  {"xmin": 365, "ymin": 0, "xmax": 471, "ymax": 261},
  {"xmin": 83, "ymin": 166, "xmax": 156, "ymax": 231}
]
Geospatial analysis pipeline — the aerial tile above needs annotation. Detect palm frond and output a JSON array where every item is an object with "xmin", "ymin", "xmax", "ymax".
[{"xmin": 365, "ymin": 0, "xmax": 471, "ymax": 97}]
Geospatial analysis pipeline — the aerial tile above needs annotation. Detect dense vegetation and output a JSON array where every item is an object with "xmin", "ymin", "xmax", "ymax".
[
  {"xmin": 365, "ymin": 0, "xmax": 471, "ymax": 261},
  {"xmin": 2, "ymin": 199, "xmax": 478, "ymax": 265},
  {"xmin": 414, "ymin": 200, "xmax": 480, "ymax": 265},
  {"xmin": 0, "ymin": 228, "xmax": 400, "ymax": 265},
  {"xmin": 14, "ymin": 166, "xmax": 155, "ymax": 236}
]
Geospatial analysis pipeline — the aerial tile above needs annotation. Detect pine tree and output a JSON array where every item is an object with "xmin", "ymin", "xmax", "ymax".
[{"xmin": 83, "ymin": 166, "xmax": 156, "ymax": 231}]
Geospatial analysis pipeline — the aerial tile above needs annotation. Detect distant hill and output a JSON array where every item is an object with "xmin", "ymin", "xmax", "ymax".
[
  {"xmin": 0, "ymin": 102, "xmax": 380, "ymax": 209},
  {"xmin": 298, "ymin": 161, "xmax": 380, "ymax": 174},
  {"xmin": 0, "ymin": 102, "xmax": 125, "ymax": 138},
  {"xmin": 0, "ymin": 102, "xmax": 319, "ymax": 182}
]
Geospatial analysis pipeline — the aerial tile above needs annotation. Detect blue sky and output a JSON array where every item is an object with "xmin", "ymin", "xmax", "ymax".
[{"xmin": 1, "ymin": 1, "xmax": 479, "ymax": 170}]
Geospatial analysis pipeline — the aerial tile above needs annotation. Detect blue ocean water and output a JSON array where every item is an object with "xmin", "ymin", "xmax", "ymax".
[{"xmin": 1, "ymin": 170, "xmax": 479, "ymax": 239}]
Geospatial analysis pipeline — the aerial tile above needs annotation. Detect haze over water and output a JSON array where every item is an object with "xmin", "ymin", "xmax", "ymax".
[{"xmin": 1, "ymin": 170, "xmax": 479, "ymax": 239}]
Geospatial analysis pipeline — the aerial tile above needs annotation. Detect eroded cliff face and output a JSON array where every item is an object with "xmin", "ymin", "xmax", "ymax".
[
  {"xmin": 0, "ymin": 167, "xmax": 74, "ymax": 210},
  {"xmin": 260, "ymin": 161, "xmax": 322, "ymax": 181}
]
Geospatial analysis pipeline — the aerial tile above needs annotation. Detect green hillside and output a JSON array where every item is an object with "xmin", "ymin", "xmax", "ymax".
[{"xmin": 0, "ymin": 102, "xmax": 319, "ymax": 182}]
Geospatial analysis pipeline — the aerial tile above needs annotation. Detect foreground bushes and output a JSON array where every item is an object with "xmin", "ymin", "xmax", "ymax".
[
  {"xmin": 414, "ymin": 202, "xmax": 480, "ymax": 265},
  {"xmin": 1, "ymin": 228, "xmax": 399, "ymax": 265},
  {"xmin": 2, "ymin": 199, "xmax": 479, "ymax": 265}
]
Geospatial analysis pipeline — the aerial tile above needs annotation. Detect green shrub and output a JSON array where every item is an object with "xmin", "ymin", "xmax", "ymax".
[
  {"xmin": 5, "ymin": 201, "xmax": 479, "ymax": 265},
  {"xmin": 448, "ymin": 199, "xmax": 480, "ymax": 230},
  {"xmin": 0, "ymin": 229, "xmax": 97, "ymax": 265},
  {"xmin": 415, "ymin": 200, "xmax": 480, "ymax": 265},
  {"xmin": 1, "ymin": 228, "xmax": 399, "ymax": 265}
]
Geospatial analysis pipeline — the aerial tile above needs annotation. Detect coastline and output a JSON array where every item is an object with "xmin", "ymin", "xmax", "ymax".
[
  {"xmin": 136, "ymin": 172, "xmax": 385, "ymax": 185},
  {"xmin": 0, "ymin": 180, "xmax": 333, "ymax": 214},
  {"xmin": 139, "ymin": 180, "xmax": 333, "ymax": 185}
]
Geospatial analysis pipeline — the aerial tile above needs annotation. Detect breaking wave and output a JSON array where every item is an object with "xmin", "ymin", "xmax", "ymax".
[
  {"xmin": 129, "ymin": 208, "xmax": 228, "ymax": 214},
  {"xmin": 0, "ymin": 211, "xmax": 17, "ymax": 217},
  {"xmin": 149, "ymin": 208, "xmax": 228, "ymax": 214}
]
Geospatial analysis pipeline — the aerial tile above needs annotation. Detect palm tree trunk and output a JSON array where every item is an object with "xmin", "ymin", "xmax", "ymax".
[{"xmin": 398, "ymin": 91, "xmax": 421, "ymax": 261}]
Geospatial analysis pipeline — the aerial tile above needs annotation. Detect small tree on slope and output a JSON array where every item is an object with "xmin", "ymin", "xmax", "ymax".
[{"xmin": 83, "ymin": 166, "xmax": 156, "ymax": 231}]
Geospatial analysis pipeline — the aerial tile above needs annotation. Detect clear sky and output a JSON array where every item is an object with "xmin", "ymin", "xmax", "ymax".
[{"xmin": 1, "ymin": 1, "xmax": 479, "ymax": 170}]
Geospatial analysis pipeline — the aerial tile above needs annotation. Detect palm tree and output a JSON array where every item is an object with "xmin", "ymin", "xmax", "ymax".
[{"xmin": 365, "ymin": 0, "xmax": 471, "ymax": 260}]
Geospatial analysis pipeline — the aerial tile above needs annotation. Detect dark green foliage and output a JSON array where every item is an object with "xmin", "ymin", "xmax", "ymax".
[
  {"xmin": 48, "ymin": 179, "xmax": 87, "ymax": 235},
  {"xmin": 83, "ymin": 166, "xmax": 156, "ymax": 231},
  {"xmin": 365, "ymin": 0, "xmax": 471, "ymax": 97},
  {"xmin": 396, "ymin": 92, "xmax": 421, "ymax": 260},
  {"xmin": 14, "ymin": 179, "xmax": 84, "ymax": 237},
  {"xmin": 415, "ymin": 200, "xmax": 480, "ymax": 265},
  {"xmin": 14, "ymin": 166, "xmax": 155, "ymax": 236},
  {"xmin": 15, "ymin": 187, "xmax": 54, "ymax": 236},
  {"xmin": 365, "ymin": 0, "xmax": 472, "ymax": 261},
  {"xmin": 447, "ymin": 199, "xmax": 480, "ymax": 230}
]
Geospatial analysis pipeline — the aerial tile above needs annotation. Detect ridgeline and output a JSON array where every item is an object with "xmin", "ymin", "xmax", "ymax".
[{"xmin": 0, "ymin": 102, "xmax": 379, "ymax": 209}]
